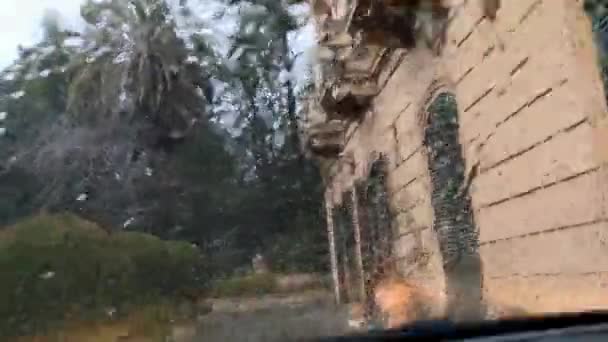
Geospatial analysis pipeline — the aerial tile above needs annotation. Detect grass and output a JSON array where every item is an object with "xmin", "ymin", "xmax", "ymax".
[
  {"xmin": 207, "ymin": 272, "xmax": 328, "ymax": 298},
  {"xmin": 208, "ymin": 273, "xmax": 279, "ymax": 298}
]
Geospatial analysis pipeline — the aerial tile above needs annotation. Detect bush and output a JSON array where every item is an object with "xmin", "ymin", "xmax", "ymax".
[{"xmin": 0, "ymin": 213, "xmax": 206, "ymax": 338}]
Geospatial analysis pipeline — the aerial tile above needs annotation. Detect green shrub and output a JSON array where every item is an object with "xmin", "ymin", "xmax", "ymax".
[{"xmin": 0, "ymin": 213, "xmax": 206, "ymax": 338}]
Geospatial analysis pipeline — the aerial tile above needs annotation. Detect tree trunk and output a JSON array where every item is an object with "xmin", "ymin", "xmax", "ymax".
[{"xmin": 280, "ymin": 36, "xmax": 303, "ymax": 162}]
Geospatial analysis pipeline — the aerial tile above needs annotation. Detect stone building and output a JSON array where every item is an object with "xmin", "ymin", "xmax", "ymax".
[{"xmin": 304, "ymin": 0, "xmax": 608, "ymax": 321}]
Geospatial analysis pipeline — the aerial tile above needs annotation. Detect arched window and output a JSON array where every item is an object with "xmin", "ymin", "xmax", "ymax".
[
  {"xmin": 364, "ymin": 157, "xmax": 394, "ymax": 273},
  {"xmin": 423, "ymin": 92, "xmax": 483, "ymax": 320},
  {"xmin": 586, "ymin": 1, "xmax": 608, "ymax": 103},
  {"xmin": 355, "ymin": 156, "xmax": 394, "ymax": 323},
  {"xmin": 332, "ymin": 190, "xmax": 362, "ymax": 304}
]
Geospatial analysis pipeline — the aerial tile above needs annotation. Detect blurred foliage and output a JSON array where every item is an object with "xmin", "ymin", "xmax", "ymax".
[
  {"xmin": 0, "ymin": 4, "xmax": 328, "ymax": 335},
  {"xmin": 70, "ymin": 0, "xmax": 212, "ymax": 144},
  {"xmin": 0, "ymin": 213, "xmax": 206, "ymax": 338}
]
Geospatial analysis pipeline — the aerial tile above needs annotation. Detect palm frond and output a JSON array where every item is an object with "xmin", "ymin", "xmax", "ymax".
[{"xmin": 66, "ymin": 0, "xmax": 215, "ymax": 146}]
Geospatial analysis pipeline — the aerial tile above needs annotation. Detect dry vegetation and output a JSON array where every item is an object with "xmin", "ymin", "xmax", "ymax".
[
  {"xmin": 207, "ymin": 272, "xmax": 329, "ymax": 298},
  {"xmin": 15, "ymin": 303, "xmax": 178, "ymax": 342}
]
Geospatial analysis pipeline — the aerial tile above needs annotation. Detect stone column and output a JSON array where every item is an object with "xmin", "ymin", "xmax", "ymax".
[
  {"xmin": 351, "ymin": 189, "xmax": 366, "ymax": 302},
  {"xmin": 325, "ymin": 189, "xmax": 341, "ymax": 304}
]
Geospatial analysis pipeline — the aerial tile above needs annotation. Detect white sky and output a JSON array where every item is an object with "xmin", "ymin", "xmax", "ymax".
[
  {"xmin": 0, "ymin": 0, "xmax": 85, "ymax": 68},
  {"xmin": 0, "ymin": 0, "xmax": 315, "ymax": 73}
]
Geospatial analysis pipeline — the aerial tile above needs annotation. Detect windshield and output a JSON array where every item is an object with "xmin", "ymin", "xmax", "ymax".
[{"xmin": 0, "ymin": 0, "xmax": 607, "ymax": 341}]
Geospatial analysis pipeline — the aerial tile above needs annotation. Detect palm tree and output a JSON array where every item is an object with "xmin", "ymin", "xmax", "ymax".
[{"xmin": 68, "ymin": 0, "xmax": 216, "ymax": 147}]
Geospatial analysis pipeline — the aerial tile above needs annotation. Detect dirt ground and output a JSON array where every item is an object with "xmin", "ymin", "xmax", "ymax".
[{"xmin": 188, "ymin": 291, "xmax": 350, "ymax": 342}]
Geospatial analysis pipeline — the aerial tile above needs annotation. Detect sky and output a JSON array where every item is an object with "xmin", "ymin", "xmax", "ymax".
[
  {"xmin": 0, "ymin": 0, "xmax": 314, "ymax": 68},
  {"xmin": 0, "ymin": 0, "xmax": 315, "ymax": 107},
  {"xmin": 0, "ymin": 0, "xmax": 315, "ymax": 137},
  {"xmin": 0, "ymin": 0, "xmax": 85, "ymax": 68}
]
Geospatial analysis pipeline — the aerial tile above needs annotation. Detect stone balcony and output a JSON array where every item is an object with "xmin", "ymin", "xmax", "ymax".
[{"xmin": 305, "ymin": 0, "xmax": 438, "ymax": 160}]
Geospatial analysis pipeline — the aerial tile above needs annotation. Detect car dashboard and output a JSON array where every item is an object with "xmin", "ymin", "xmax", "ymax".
[{"xmin": 315, "ymin": 311, "xmax": 608, "ymax": 341}]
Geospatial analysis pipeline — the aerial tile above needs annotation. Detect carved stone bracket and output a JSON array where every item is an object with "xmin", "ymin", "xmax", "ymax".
[
  {"xmin": 320, "ymin": 81, "xmax": 377, "ymax": 120},
  {"xmin": 312, "ymin": 0, "xmax": 430, "ymax": 121},
  {"xmin": 307, "ymin": 119, "xmax": 347, "ymax": 157}
]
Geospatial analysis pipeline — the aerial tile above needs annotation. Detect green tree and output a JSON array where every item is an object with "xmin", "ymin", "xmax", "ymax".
[
  {"xmin": 219, "ymin": 0, "xmax": 327, "ymax": 271},
  {"xmin": 0, "ymin": 0, "xmax": 328, "ymax": 275},
  {"xmin": 69, "ymin": 0, "xmax": 213, "ymax": 145},
  {"xmin": 0, "ymin": 0, "xmax": 238, "ymax": 235}
]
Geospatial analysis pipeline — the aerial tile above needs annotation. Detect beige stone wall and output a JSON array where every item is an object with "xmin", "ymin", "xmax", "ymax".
[
  {"xmin": 448, "ymin": 0, "xmax": 608, "ymax": 315},
  {"xmin": 325, "ymin": 0, "xmax": 608, "ymax": 317},
  {"xmin": 326, "ymin": 46, "xmax": 448, "ymax": 314}
]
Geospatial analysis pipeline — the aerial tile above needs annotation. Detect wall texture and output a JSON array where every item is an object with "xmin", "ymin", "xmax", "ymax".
[
  {"xmin": 447, "ymin": 0, "xmax": 608, "ymax": 316},
  {"xmin": 312, "ymin": 0, "xmax": 608, "ymax": 319}
]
